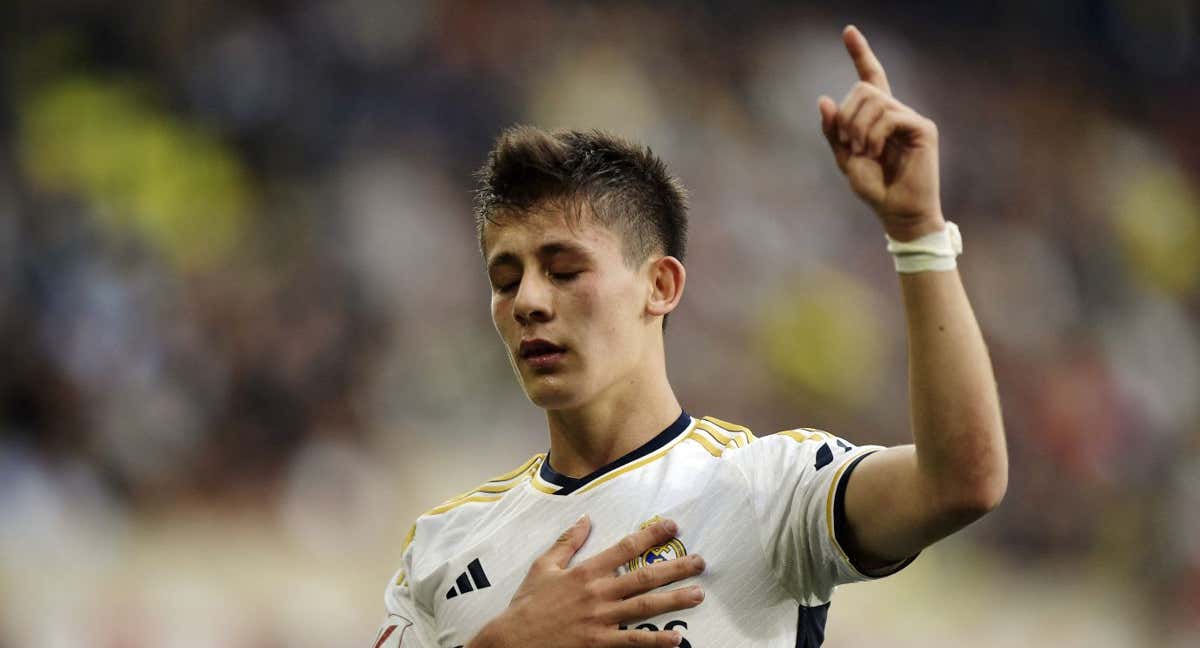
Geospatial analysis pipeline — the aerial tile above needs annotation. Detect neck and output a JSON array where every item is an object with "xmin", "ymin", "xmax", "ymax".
[{"xmin": 544, "ymin": 357, "xmax": 682, "ymax": 479}]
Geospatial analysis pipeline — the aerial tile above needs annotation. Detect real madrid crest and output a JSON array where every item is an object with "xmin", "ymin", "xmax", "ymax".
[{"xmin": 625, "ymin": 515, "xmax": 687, "ymax": 572}]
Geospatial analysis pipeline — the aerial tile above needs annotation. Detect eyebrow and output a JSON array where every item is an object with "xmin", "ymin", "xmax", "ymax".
[{"xmin": 486, "ymin": 241, "xmax": 592, "ymax": 271}]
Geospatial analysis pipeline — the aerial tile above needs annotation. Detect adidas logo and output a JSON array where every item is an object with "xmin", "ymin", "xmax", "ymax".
[{"xmin": 445, "ymin": 558, "xmax": 490, "ymax": 599}]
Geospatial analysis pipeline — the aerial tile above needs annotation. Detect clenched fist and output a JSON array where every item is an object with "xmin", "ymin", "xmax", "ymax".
[{"xmin": 818, "ymin": 26, "xmax": 945, "ymax": 242}]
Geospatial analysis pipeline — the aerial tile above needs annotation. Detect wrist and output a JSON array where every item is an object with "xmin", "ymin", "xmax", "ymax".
[
  {"xmin": 882, "ymin": 212, "xmax": 946, "ymax": 242},
  {"xmin": 885, "ymin": 220, "xmax": 961, "ymax": 274}
]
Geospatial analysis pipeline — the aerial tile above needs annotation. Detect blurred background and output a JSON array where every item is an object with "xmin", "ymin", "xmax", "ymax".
[{"xmin": 1, "ymin": 0, "xmax": 1198, "ymax": 646}]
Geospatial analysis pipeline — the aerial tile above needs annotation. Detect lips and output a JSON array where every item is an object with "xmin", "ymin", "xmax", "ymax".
[{"xmin": 519, "ymin": 339, "xmax": 567, "ymax": 359}]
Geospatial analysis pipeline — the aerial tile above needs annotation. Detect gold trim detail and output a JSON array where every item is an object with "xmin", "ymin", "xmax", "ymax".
[
  {"xmin": 419, "ymin": 454, "xmax": 543, "ymax": 518},
  {"xmin": 695, "ymin": 418, "xmax": 754, "ymax": 448},
  {"xmin": 484, "ymin": 454, "xmax": 543, "ymax": 485},
  {"xmin": 778, "ymin": 429, "xmax": 824, "ymax": 444},
  {"xmin": 687, "ymin": 431, "xmax": 724, "ymax": 457},
  {"xmin": 696, "ymin": 419, "xmax": 732, "ymax": 445},
  {"xmin": 401, "ymin": 524, "xmax": 417, "ymax": 554},
  {"xmin": 702, "ymin": 415, "xmax": 758, "ymax": 442},
  {"xmin": 426, "ymin": 494, "xmax": 504, "ymax": 516}
]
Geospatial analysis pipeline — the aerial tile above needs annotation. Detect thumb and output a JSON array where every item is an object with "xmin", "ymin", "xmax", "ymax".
[{"xmin": 543, "ymin": 515, "xmax": 591, "ymax": 569}]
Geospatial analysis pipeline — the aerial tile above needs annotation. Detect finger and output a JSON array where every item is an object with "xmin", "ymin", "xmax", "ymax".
[
  {"xmin": 866, "ymin": 108, "xmax": 932, "ymax": 159},
  {"xmin": 605, "ymin": 585, "xmax": 705, "ymax": 624},
  {"xmin": 818, "ymin": 95, "xmax": 850, "ymax": 173},
  {"xmin": 836, "ymin": 83, "xmax": 871, "ymax": 146},
  {"xmin": 843, "ymin": 25, "xmax": 891, "ymax": 95},
  {"xmin": 848, "ymin": 97, "xmax": 887, "ymax": 156},
  {"xmin": 607, "ymin": 554, "xmax": 706, "ymax": 599},
  {"xmin": 541, "ymin": 515, "xmax": 591, "ymax": 570},
  {"xmin": 865, "ymin": 110, "xmax": 895, "ymax": 159},
  {"xmin": 582, "ymin": 518, "xmax": 679, "ymax": 575},
  {"xmin": 819, "ymin": 94, "xmax": 838, "ymax": 135},
  {"xmin": 597, "ymin": 628, "xmax": 685, "ymax": 647}
]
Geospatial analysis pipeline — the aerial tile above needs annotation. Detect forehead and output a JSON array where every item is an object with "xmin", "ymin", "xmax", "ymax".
[{"xmin": 482, "ymin": 207, "xmax": 622, "ymax": 266}]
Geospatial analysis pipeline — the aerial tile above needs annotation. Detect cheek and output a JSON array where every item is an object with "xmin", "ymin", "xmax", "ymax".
[
  {"xmin": 491, "ymin": 297, "xmax": 510, "ymax": 333},
  {"xmin": 576, "ymin": 279, "xmax": 638, "ymax": 337}
]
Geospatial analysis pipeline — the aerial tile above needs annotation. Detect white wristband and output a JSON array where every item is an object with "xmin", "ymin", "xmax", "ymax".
[{"xmin": 885, "ymin": 221, "xmax": 962, "ymax": 273}]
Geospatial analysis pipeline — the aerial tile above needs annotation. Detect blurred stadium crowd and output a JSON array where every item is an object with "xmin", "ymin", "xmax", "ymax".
[{"xmin": 1, "ymin": 1, "xmax": 1198, "ymax": 646}]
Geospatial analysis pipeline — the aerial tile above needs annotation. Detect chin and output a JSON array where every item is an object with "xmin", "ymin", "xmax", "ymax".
[{"xmin": 523, "ymin": 376, "xmax": 588, "ymax": 410}]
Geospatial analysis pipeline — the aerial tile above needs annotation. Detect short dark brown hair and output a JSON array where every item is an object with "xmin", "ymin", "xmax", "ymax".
[{"xmin": 474, "ymin": 126, "xmax": 688, "ymax": 266}]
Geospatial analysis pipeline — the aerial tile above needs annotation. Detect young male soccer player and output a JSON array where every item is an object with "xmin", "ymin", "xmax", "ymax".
[{"xmin": 372, "ymin": 26, "xmax": 1006, "ymax": 648}]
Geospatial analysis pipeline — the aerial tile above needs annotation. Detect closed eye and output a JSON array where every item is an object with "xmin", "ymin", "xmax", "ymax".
[{"xmin": 492, "ymin": 271, "xmax": 580, "ymax": 294}]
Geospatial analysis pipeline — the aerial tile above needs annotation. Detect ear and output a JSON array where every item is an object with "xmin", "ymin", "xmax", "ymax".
[{"xmin": 645, "ymin": 256, "xmax": 686, "ymax": 318}]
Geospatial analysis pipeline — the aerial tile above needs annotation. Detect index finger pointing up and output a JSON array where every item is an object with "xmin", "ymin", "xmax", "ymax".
[{"xmin": 843, "ymin": 25, "xmax": 891, "ymax": 95}]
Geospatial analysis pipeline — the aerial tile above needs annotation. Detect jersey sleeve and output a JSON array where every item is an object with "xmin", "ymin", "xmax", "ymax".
[
  {"xmin": 727, "ymin": 429, "xmax": 916, "ymax": 603},
  {"xmin": 371, "ymin": 527, "xmax": 438, "ymax": 648}
]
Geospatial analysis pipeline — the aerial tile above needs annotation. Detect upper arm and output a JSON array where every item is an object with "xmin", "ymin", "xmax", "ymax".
[{"xmin": 841, "ymin": 444, "xmax": 994, "ymax": 570}]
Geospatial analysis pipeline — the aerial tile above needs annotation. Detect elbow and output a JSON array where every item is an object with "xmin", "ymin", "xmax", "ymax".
[
  {"xmin": 965, "ymin": 473, "xmax": 1007, "ymax": 516},
  {"xmin": 933, "ymin": 445, "xmax": 1008, "ymax": 521},
  {"xmin": 948, "ymin": 464, "xmax": 1008, "ymax": 520},
  {"xmin": 973, "ymin": 430, "xmax": 1010, "ymax": 514},
  {"xmin": 947, "ymin": 423, "xmax": 1009, "ymax": 518}
]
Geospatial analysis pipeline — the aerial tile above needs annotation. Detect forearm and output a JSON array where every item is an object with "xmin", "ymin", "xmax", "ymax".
[
  {"xmin": 900, "ymin": 266, "xmax": 1006, "ymax": 510},
  {"xmin": 822, "ymin": 27, "xmax": 1007, "ymax": 564}
]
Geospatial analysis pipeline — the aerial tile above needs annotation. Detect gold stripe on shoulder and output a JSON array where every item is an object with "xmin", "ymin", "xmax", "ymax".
[
  {"xmin": 474, "ymin": 481, "xmax": 530, "ymax": 494},
  {"xmin": 401, "ymin": 523, "xmax": 417, "ymax": 554},
  {"xmin": 694, "ymin": 419, "xmax": 752, "ymax": 449},
  {"xmin": 695, "ymin": 419, "xmax": 732, "ymax": 445},
  {"xmin": 421, "ymin": 454, "xmax": 542, "ymax": 518},
  {"xmin": 799, "ymin": 427, "xmax": 833, "ymax": 441},
  {"xmin": 426, "ymin": 494, "xmax": 504, "ymax": 517},
  {"xmin": 449, "ymin": 453, "xmax": 542, "ymax": 499},
  {"xmin": 702, "ymin": 416, "xmax": 758, "ymax": 443},
  {"xmin": 484, "ymin": 454, "xmax": 543, "ymax": 485},
  {"xmin": 687, "ymin": 431, "xmax": 724, "ymax": 457},
  {"xmin": 778, "ymin": 429, "xmax": 825, "ymax": 444}
]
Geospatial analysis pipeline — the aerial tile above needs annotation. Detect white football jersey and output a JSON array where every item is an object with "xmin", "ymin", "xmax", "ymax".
[{"xmin": 371, "ymin": 412, "xmax": 915, "ymax": 647}]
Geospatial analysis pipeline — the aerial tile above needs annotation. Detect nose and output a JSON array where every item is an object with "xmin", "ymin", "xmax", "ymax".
[{"xmin": 513, "ymin": 274, "xmax": 553, "ymax": 325}]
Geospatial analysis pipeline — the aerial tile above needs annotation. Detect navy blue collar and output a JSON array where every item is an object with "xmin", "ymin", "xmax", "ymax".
[{"xmin": 539, "ymin": 411, "xmax": 691, "ymax": 495}]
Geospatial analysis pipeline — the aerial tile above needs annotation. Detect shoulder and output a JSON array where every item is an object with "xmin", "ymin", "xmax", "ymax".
[
  {"xmin": 684, "ymin": 416, "xmax": 848, "ymax": 465},
  {"xmin": 714, "ymin": 420, "xmax": 874, "ymax": 481},
  {"xmin": 405, "ymin": 453, "xmax": 544, "ymax": 557},
  {"xmin": 684, "ymin": 415, "xmax": 757, "ymax": 457},
  {"xmin": 687, "ymin": 414, "xmax": 837, "ymax": 456}
]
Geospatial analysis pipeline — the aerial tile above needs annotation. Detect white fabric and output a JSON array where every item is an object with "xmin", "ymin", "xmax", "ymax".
[{"xmin": 371, "ymin": 416, "xmax": 909, "ymax": 646}]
